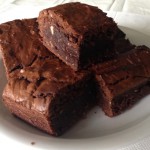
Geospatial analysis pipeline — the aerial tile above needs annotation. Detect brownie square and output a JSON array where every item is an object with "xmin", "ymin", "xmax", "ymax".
[
  {"xmin": 93, "ymin": 46, "xmax": 150, "ymax": 117},
  {"xmin": 38, "ymin": 2, "xmax": 120, "ymax": 71},
  {"xmin": 0, "ymin": 18, "xmax": 97, "ymax": 136},
  {"xmin": 3, "ymin": 75, "xmax": 97, "ymax": 136},
  {"xmin": 0, "ymin": 18, "xmax": 49, "ymax": 79}
]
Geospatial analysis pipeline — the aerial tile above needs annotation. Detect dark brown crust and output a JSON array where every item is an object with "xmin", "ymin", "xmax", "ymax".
[
  {"xmin": 38, "ymin": 2, "xmax": 125, "ymax": 71},
  {"xmin": 94, "ymin": 46, "xmax": 150, "ymax": 117}
]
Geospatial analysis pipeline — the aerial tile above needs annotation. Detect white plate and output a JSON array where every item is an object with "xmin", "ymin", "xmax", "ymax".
[{"xmin": 0, "ymin": 18, "xmax": 150, "ymax": 150}]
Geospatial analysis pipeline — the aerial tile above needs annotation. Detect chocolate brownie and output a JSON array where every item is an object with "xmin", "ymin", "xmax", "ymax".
[
  {"xmin": 0, "ymin": 18, "xmax": 50, "ymax": 79},
  {"xmin": 3, "ymin": 75, "xmax": 97, "ymax": 136},
  {"xmin": 93, "ymin": 46, "xmax": 150, "ymax": 117},
  {"xmin": 0, "ymin": 18, "xmax": 97, "ymax": 136},
  {"xmin": 38, "ymin": 2, "xmax": 121, "ymax": 71}
]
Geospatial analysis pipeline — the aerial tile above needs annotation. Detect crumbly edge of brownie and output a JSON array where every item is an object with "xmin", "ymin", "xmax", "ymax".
[
  {"xmin": 38, "ymin": 16, "xmax": 80, "ymax": 70},
  {"xmin": 101, "ymin": 83, "xmax": 150, "ymax": 117}
]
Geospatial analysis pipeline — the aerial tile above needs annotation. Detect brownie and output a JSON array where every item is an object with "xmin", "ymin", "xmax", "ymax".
[
  {"xmin": 0, "ymin": 18, "xmax": 50, "ymax": 79},
  {"xmin": 38, "ymin": 2, "xmax": 121, "ymax": 71},
  {"xmin": 3, "ymin": 75, "xmax": 97, "ymax": 136},
  {"xmin": 93, "ymin": 46, "xmax": 150, "ymax": 117},
  {"xmin": 0, "ymin": 18, "xmax": 97, "ymax": 136}
]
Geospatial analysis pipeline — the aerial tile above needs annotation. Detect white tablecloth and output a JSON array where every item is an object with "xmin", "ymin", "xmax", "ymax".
[
  {"xmin": 1, "ymin": 0, "xmax": 150, "ymax": 15},
  {"xmin": 0, "ymin": 0, "xmax": 150, "ymax": 150}
]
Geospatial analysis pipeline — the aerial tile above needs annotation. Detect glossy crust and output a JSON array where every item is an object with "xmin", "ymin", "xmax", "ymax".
[
  {"xmin": 0, "ymin": 18, "xmax": 97, "ymax": 136},
  {"xmin": 93, "ymin": 46, "xmax": 150, "ymax": 117},
  {"xmin": 38, "ymin": 2, "xmax": 121, "ymax": 70}
]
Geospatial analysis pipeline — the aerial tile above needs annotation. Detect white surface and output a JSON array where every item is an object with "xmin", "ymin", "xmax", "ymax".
[
  {"xmin": 0, "ymin": 1, "xmax": 150, "ymax": 150},
  {"xmin": 76, "ymin": 0, "xmax": 150, "ymax": 15}
]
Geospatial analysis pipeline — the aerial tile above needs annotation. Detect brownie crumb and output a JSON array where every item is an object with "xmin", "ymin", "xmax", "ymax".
[{"xmin": 31, "ymin": 142, "xmax": 35, "ymax": 145}]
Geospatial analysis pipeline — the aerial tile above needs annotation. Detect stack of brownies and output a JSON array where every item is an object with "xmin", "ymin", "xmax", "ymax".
[{"xmin": 0, "ymin": 2, "xmax": 150, "ymax": 136}]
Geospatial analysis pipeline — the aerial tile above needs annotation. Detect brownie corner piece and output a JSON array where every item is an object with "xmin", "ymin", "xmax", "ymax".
[
  {"xmin": 38, "ymin": 2, "xmax": 118, "ymax": 70},
  {"xmin": 93, "ymin": 46, "xmax": 150, "ymax": 117},
  {"xmin": 2, "ymin": 70, "xmax": 97, "ymax": 136}
]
